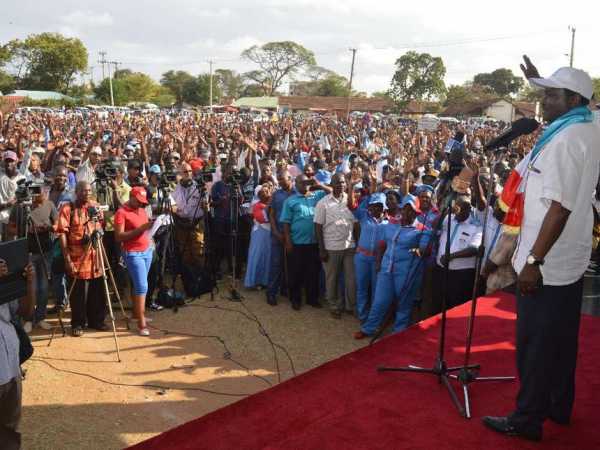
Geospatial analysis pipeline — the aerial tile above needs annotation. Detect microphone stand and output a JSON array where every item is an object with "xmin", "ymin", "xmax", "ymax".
[
  {"xmin": 377, "ymin": 192, "xmax": 477, "ymax": 417},
  {"xmin": 449, "ymin": 150, "xmax": 515, "ymax": 418}
]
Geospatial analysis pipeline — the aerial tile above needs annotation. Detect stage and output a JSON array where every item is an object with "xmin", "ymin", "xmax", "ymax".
[{"xmin": 129, "ymin": 292, "xmax": 600, "ymax": 450}]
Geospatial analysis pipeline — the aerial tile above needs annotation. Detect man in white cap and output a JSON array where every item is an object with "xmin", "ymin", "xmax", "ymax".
[{"xmin": 483, "ymin": 56, "xmax": 600, "ymax": 441}]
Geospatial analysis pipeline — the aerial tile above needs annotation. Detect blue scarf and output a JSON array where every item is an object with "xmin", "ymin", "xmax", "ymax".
[{"xmin": 530, "ymin": 106, "xmax": 592, "ymax": 161}]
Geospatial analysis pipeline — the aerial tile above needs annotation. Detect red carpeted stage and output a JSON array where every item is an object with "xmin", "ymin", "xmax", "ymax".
[{"xmin": 129, "ymin": 293, "xmax": 600, "ymax": 450}]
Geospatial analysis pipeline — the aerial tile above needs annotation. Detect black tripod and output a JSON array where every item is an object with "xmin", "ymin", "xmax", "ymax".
[
  {"xmin": 449, "ymin": 154, "xmax": 515, "ymax": 418},
  {"xmin": 377, "ymin": 197, "xmax": 478, "ymax": 416},
  {"xmin": 226, "ymin": 181, "xmax": 243, "ymax": 301}
]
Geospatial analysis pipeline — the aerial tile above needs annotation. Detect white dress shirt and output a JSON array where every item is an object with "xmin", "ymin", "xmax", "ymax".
[
  {"xmin": 513, "ymin": 121, "xmax": 600, "ymax": 285},
  {"xmin": 313, "ymin": 193, "xmax": 356, "ymax": 251},
  {"xmin": 437, "ymin": 215, "xmax": 483, "ymax": 271}
]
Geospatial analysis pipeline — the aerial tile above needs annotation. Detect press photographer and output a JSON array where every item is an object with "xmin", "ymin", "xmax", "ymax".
[
  {"xmin": 54, "ymin": 181, "xmax": 107, "ymax": 337},
  {"xmin": 172, "ymin": 162, "xmax": 207, "ymax": 267},
  {"xmin": 8, "ymin": 180, "xmax": 57, "ymax": 332},
  {"xmin": 95, "ymin": 162, "xmax": 130, "ymax": 298},
  {"xmin": 0, "ymin": 258, "xmax": 35, "ymax": 449},
  {"xmin": 0, "ymin": 151, "xmax": 25, "ymax": 241}
]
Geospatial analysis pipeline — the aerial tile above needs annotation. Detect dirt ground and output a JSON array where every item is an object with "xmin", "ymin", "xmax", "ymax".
[{"xmin": 20, "ymin": 284, "xmax": 367, "ymax": 450}]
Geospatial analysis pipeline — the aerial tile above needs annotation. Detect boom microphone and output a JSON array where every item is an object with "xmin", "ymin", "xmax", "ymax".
[{"xmin": 484, "ymin": 118, "xmax": 539, "ymax": 151}]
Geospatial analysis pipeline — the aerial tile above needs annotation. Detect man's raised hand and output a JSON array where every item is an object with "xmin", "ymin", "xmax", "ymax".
[{"xmin": 520, "ymin": 55, "xmax": 541, "ymax": 80}]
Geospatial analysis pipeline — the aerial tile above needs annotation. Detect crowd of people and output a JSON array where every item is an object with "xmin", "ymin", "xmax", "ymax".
[{"xmin": 0, "ymin": 104, "xmax": 552, "ymax": 342}]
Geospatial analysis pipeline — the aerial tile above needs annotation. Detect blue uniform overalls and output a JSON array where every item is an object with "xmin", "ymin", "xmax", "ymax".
[
  {"xmin": 361, "ymin": 221, "xmax": 432, "ymax": 335},
  {"xmin": 354, "ymin": 207, "xmax": 386, "ymax": 324}
]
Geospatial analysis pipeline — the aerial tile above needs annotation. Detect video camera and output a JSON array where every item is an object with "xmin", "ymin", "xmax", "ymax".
[
  {"xmin": 194, "ymin": 167, "xmax": 216, "ymax": 188},
  {"xmin": 15, "ymin": 179, "xmax": 43, "ymax": 204},
  {"xmin": 225, "ymin": 168, "xmax": 244, "ymax": 185},
  {"xmin": 159, "ymin": 164, "xmax": 178, "ymax": 189},
  {"xmin": 94, "ymin": 160, "xmax": 120, "ymax": 182}
]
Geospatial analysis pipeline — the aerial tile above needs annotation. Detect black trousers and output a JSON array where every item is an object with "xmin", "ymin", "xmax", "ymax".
[
  {"xmin": 433, "ymin": 265, "xmax": 475, "ymax": 310},
  {"xmin": 510, "ymin": 278, "xmax": 583, "ymax": 432},
  {"xmin": 69, "ymin": 277, "xmax": 107, "ymax": 329},
  {"xmin": 211, "ymin": 218, "xmax": 246, "ymax": 278},
  {"xmin": 287, "ymin": 243, "xmax": 320, "ymax": 306}
]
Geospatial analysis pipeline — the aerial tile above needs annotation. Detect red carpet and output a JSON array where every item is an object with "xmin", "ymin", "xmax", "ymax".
[{"xmin": 129, "ymin": 293, "xmax": 600, "ymax": 450}]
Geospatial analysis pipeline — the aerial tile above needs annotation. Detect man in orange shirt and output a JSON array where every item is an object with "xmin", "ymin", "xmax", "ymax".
[{"xmin": 55, "ymin": 181, "xmax": 107, "ymax": 337}]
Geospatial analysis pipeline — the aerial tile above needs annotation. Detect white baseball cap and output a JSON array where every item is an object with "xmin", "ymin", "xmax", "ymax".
[{"xmin": 530, "ymin": 67, "xmax": 594, "ymax": 100}]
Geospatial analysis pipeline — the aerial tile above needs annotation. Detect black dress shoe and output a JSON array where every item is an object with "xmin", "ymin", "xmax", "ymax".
[
  {"xmin": 266, "ymin": 294, "xmax": 277, "ymax": 306},
  {"xmin": 89, "ymin": 323, "xmax": 110, "ymax": 332},
  {"xmin": 482, "ymin": 416, "xmax": 542, "ymax": 442},
  {"xmin": 548, "ymin": 414, "xmax": 570, "ymax": 425},
  {"xmin": 291, "ymin": 302, "xmax": 301, "ymax": 311},
  {"xmin": 308, "ymin": 302, "xmax": 322, "ymax": 308}
]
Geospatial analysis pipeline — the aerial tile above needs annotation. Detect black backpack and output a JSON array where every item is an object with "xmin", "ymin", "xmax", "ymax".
[{"xmin": 181, "ymin": 264, "xmax": 215, "ymax": 299}]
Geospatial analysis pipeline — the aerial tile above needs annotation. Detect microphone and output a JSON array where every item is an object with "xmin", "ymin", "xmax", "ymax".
[{"xmin": 484, "ymin": 118, "xmax": 539, "ymax": 151}]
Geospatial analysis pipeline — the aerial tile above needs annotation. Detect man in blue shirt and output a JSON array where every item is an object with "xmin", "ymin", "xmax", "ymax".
[
  {"xmin": 266, "ymin": 170, "xmax": 293, "ymax": 306},
  {"xmin": 280, "ymin": 174, "xmax": 330, "ymax": 310}
]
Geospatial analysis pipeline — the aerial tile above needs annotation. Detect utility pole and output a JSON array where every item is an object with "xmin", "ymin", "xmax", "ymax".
[
  {"xmin": 568, "ymin": 25, "xmax": 576, "ymax": 67},
  {"xmin": 208, "ymin": 60, "xmax": 214, "ymax": 113},
  {"xmin": 346, "ymin": 48, "xmax": 357, "ymax": 119},
  {"xmin": 89, "ymin": 65, "xmax": 95, "ymax": 86},
  {"xmin": 107, "ymin": 58, "xmax": 114, "ymax": 107},
  {"xmin": 98, "ymin": 51, "xmax": 107, "ymax": 80},
  {"xmin": 110, "ymin": 61, "xmax": 121, "ymax": 75}
]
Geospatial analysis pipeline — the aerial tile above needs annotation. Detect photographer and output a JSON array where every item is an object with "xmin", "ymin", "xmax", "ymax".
[
  {"xmin": 0, "ymin": 259, "xmax": 35, "ymax": 450},
  {"xmin": 8, "ymin": 187, "xmax": 57, "ymax": 332},
  {"xmin": 114, "ymin": 187, "xmax": 153, "ymax": 336},
  {"xmin": 54, "ymin": 181, "xmax": 107, "ymax": 337},
  {"xmin": 100, "ymin": 164, "xmax": 131, "ymax": 298},
  {"xmin": 172, "ymin": 162, "xmax": 205, "ymax": 267},
  {"xmin": 0, "ymin": 151, "xmax": 25, "ymax": 241}
]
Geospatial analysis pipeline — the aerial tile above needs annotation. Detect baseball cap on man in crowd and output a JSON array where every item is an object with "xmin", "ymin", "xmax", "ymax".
[
  {"xmin": 3, "ymin": 151, "xmax": 17, "ymax": 161},
  {"xmin": 530, "ymin": 67, "xmax": 594, "ymax": 100}
]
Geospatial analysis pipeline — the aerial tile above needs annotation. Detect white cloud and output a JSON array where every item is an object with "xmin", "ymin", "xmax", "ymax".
[
  {"xmin": 190, "ymin": 7, "xmax": 231, "ymax": 18},
  {"xmin": 61, "ymin": 11, "xmax": 114, "ymax": 27}
]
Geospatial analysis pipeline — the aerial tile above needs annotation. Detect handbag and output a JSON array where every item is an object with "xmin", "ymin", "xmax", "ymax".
[{"xmin": 11, "ymin": 318, "xmax": 34, "ymax": 365}]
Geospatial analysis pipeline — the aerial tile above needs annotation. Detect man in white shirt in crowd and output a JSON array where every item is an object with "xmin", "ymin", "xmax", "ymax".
[
  {"xmin": 435, "ymin": 195, "xmax": 482, "ymax": 308},
  {"xmin": 314, "ymin": 173, "xmax": 357, "ymax": 318},
  {"xmin": 76, "ymin": 146, "xmax": 102, "ymax": 185},
  {"xmin": 0, "ymin": 259, "xmax": 35, "ymax": 449},
  {"xmin": 0, "ymin": 152, "xmax": 25, "ymax": 241},
  {"xmin": 483, "ymin": 59, "xmax": 600, "ymax": 441}
]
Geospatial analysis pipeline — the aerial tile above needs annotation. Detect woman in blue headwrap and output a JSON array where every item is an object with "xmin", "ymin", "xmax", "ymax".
[{"xmin": 353, "ymin": 194, "xmax": 432, "ymax": 339}]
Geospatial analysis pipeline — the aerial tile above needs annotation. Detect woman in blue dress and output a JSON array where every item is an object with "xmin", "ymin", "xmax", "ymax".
[
  {"xmin": 244, "ymin": 188, "xmax": 272, "ymax": 288},
  {"xmin": 354, "ymin": 194, "xmax": 432, "ymax": 339}
]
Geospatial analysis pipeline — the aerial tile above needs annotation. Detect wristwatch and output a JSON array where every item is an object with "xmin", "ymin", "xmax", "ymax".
[{"xmin": 526, "ymin": 252, "xmax": 544, "ymax": 266}]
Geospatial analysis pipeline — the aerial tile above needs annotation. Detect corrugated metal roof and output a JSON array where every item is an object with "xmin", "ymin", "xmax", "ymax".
[
  {"xmin": 233, "ymin": 97, "xmax": 279, "ymax": 109},
  {"xmin": 10, "ymin": 90, "xmax": 74, "ymax": 101}
]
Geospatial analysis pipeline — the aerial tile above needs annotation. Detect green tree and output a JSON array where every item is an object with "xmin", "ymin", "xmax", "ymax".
[
  {"xmin": 593, "ymin": 78, "xmax": 600, "ymax": 102},
  {"xmin": 5, "ymin": 33, "xmax": 87, "ymax": 93},
  {"xmin": 94, "ymin": 71, "xmax": 162, "ymax": 105},
  {"xmin": 214, "ymin": 69, "xmax": 244, "ymax": 98},
  {"xmin": 313, "ymin": 74, "xmax": 350, "ymax": 96},
  {"xmin": 389, "ymin": 51, "xmax": 446, "ymax": 108},
  {"xmin": 242, "ymin": 41, "xmax": 316, "ymax": 95},
  {"xmin": 182, "ymin": 74, "xmax": 222, "ymax": 105},
  {"xmin": 473, "ymin": 68, "xmax": 523, "ymax": 97},
  {"xmin": 160, "ymin": 70, "xmax": 196, "ymax": 104},
  {"xmin": 443, "ymin": 82, "xmax": 496, "ymax": 107}
]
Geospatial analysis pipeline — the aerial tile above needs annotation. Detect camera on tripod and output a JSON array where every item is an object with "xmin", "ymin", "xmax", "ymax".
[
  {"xmin": 159, "ymin": 165, "xmax": 178, "ymax": 189},
  {"xmin": 194, "ymin": 168, "xmax": 216, "ymax": 188},
  {"xmin": 225, "ymin": 168, "xmax": 244, "ymax": 185},
  {"xmin": 94, "ymin": 160, "xmax": 120, "ymax": 186},
  {"xmin": 15, "ymin": 180, "xmax": 43, "ymax": 205}
]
